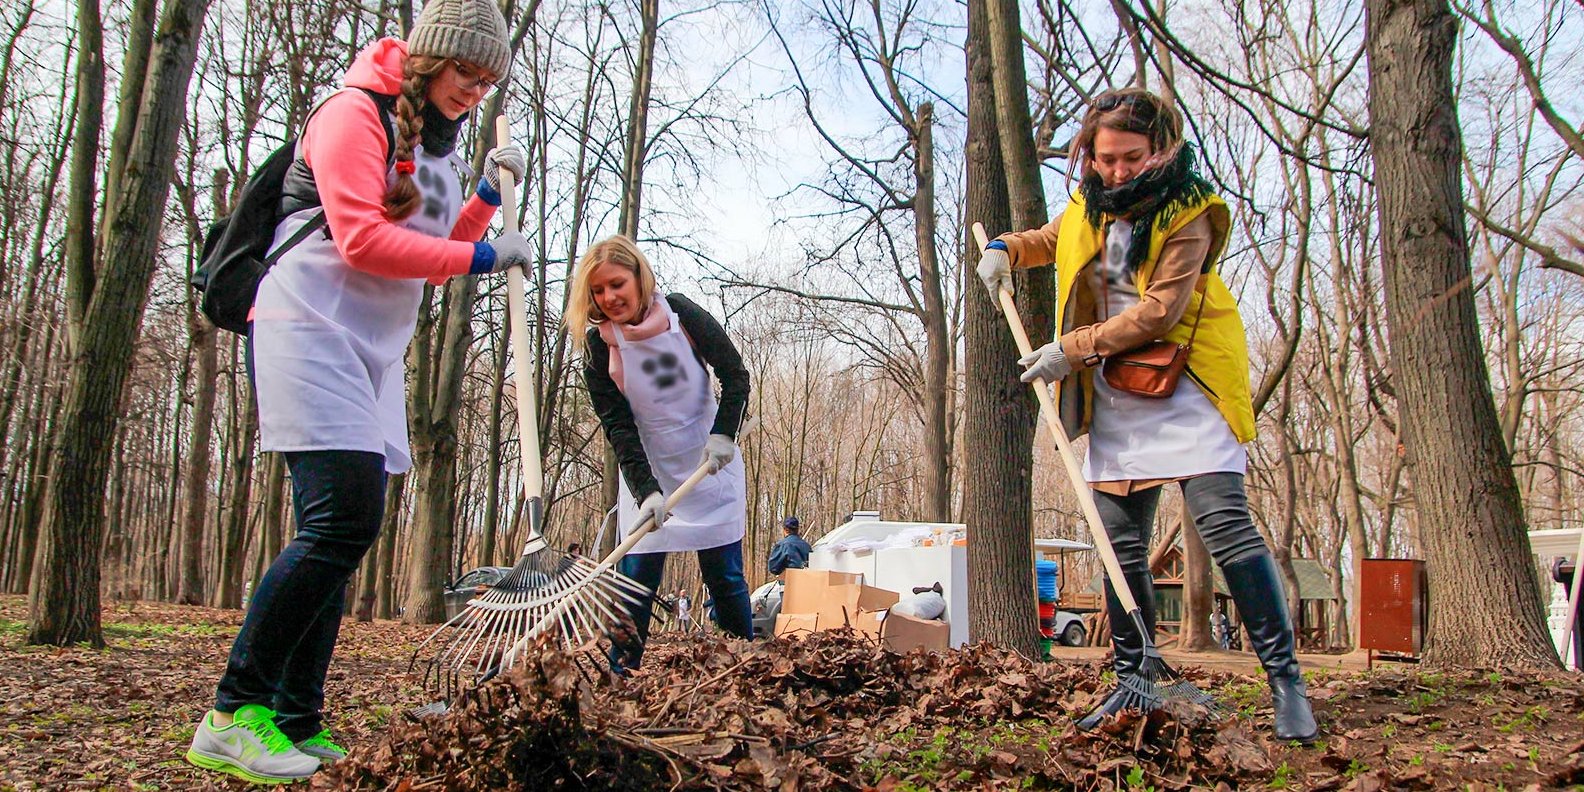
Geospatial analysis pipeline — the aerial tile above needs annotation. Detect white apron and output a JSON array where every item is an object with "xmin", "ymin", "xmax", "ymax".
[
  {"xmin": 253, "ymin": 131, "xmax": 471, "ymax": 475},
  {"xmin": 613, "ymin": 300, "xmax": 746, "ymax": 554}
]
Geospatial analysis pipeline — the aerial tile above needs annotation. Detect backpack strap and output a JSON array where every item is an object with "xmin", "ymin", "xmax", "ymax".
[
  {"xmin": 353, "ymin": 87, "xmax": 399, "ymax": 165},
  {"xmin": 275, "ymin": 87, "xmax": 400, "ymax": 255}
]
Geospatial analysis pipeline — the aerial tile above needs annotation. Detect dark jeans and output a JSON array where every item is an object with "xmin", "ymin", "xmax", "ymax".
[
  {"xmin": 1095, "ymin": 472, "xmax": 1270, "ymax": 577},
  {"xmin": 610, "ymin": 540, "xmax": 752, "ymax": 672},
  {"xmin": 214, "ymin": 449, "xmax": 386, "ymax": 740}
]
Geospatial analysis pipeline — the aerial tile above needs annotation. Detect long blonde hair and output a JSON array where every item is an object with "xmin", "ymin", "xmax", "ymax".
[{"xmin": 564, "ymin": 235, "xmax": 658, "ymax": 352}]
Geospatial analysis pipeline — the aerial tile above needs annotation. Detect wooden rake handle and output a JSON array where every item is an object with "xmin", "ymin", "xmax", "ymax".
[
  {"xmin": 495, "ymin": 116, "xmax": 548, "ymax": 537},
  {"xmin": 972, "ymin": 222, "xmax": 1141, "ymax": 615}
]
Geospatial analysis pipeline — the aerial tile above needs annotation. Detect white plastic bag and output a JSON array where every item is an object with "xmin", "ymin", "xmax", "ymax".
[{"xmin": 891, "ymin": 590, "xmax": 946, "ymax": 620}]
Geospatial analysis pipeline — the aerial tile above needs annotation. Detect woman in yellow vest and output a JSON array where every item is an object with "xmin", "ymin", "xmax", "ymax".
[{"xmin": 976, "ymin": 88, "xmax": 1316, "ymax": 742}]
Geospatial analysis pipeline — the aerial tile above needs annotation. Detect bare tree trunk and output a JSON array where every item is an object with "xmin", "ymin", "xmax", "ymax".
[
  {"xmin": 176, "ymin": 171, "xmax": 227, "ymax": 605},
  {"xmin": 963, "ymin": 0, "xmax": 1038, "ymax": 656},
  {"xmin": 214, "ymin": 396, "xmax": 258, "ymax": 608},
  {"xmin": 258, "ymin": 451, "xmax": 288, "ymax": 583},
  {"xmin": 912, "ymin": 103, "xmax": 951, "ymax": 523},
  {"xmin": 375, "ymin": 473, "xmax": 403, "ymax": 620},
  {"xmin": 1179, "ymin": 510, "xmax": 1215, "ymax": 650},
  {"xmin": 401, "ymin": 5, "xmax": 536, "ymax": 622},
  {"xmin": 596, "ymin": 0, "xmax": 659, "ymax": 551},
  {"xmin": 29, "ymin": 0, "xmax": 213, "ymax": 646},
  {"xmin": 478, "ymin": 312, "xmax": 509, "ymax": 566},
  {"xmin": 1365, "ymin": 0, "xmax": 1555, "ymax": 668}
]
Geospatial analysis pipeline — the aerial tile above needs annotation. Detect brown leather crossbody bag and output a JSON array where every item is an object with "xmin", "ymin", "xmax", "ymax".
[{"xmin": 1099, "ymin": 274, "xmax": 1207, "ymax": 399}]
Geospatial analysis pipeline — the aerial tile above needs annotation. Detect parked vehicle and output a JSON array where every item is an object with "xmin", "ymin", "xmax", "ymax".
[
  {"xmin": 443, "ymin": 566, "xmax": 514, "ymax": 621},
  {"xmin": 1052, "ymin": 609, "xmax": 1088, "ymax": 647},
  {"xmin": 750, "ymin": 580, "xmax": 783, "ymax": 639}
]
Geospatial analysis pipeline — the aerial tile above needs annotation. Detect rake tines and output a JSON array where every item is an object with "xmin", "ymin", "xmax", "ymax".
[{"xmin": 409, "ymin": 547, "xmax": 652, "ymax": 704}]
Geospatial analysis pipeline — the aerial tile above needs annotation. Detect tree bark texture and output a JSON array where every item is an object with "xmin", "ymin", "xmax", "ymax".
[
  {"xmin": 1364, "ymin": 0, "xmax": 1556, "ymax": 669},
  {"xmin": 911, "ymin": 103, "xmax": 952, "ymax": 523},
  {"xmin": 29, "ymin": 0, "xmax": 212, "ymax": 646},
  {"xmin": 962, "ymin": 0, "xmax": 1039, "ymax": 657}
]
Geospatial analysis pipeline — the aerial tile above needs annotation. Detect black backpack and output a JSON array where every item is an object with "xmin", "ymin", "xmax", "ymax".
[{"xmin": 191, "ymin": 88, "xmax": 397, "ymax": 334}]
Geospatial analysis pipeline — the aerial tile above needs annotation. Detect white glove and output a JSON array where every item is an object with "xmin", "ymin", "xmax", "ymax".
[
  {"xmin": 486, "ymin": 231, "xmax": 531, "ymax": 273},
  {"xmin": 481, "ymin": 144, "xmax": 526, "ymax": 194},
  {"xmin": 639, "ymin": 491, "xmax": 669, "ymax": 531},
  {"xmin": 977, "ymin": 241, "xmax": 1012, "ymax": 298},
  {"xmin": 1018, "ymin": 340, "xmax": 1071, "ymax": 384},
  {"xmin": 700, "ymin": 433, "xmax": 736, "ymax": 474}
]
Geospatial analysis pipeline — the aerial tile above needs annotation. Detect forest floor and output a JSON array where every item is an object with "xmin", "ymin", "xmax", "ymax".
[{"xmin": 3, "ymin": 594, "xmax": 1584, "ymax": 790}]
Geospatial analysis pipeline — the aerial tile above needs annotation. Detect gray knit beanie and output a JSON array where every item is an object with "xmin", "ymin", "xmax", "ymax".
[{"xmin": 408, "ymin": 0, "xmax": 511, "ymax": 80}]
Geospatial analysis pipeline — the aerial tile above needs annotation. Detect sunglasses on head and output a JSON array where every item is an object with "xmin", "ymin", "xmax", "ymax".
[{"xmin": 1094, "ymin": 93, "xmax": 1139, "ymax": 112}]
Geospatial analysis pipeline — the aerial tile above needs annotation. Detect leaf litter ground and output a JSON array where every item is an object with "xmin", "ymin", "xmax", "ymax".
[{"xmin": 4, "ymin": 595, "xmax": 1584, "ymax": 790}]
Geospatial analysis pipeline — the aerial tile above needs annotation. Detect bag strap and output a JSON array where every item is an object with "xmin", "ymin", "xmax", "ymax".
[
  {"xmin": 272, "ymin": 88, "xmax": 398, "ymax": 261},
  {"xmin": 1098, "ymin": 219, "xmax": 1209, "ymax": 351},
  {"xmin": 264, "ymin": 212, "xmax": 328, "ymax": 267}
]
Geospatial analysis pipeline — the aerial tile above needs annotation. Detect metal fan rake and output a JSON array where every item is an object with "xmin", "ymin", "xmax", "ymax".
[{"xmin": 409, "ymin": 116, "xmax": 653, "ymax": 711}]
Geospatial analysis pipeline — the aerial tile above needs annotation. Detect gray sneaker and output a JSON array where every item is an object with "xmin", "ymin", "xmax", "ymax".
[
  {"xmin": 294, "ymin": 729, "xmax": 348, "ymax": 762},
  {"xmin": 186, "ymin": 704, "xmax": 320, "ymax": 784}
]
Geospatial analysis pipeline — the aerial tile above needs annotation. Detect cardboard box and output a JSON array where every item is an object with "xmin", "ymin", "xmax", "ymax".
[
  {"xmin": 782, "ymin": 568, "xmax": 862, "ymax": 614},
  {"xmin": 774, "ymin": 612, "xmax": 819, "ymax": 638},
  {"xmin": 814, "ymin": 583, "xmax": 898, "ymax": 630},
  {"xmin": 814, "ymin": 605, "xmax": 886, "ymax": 638},
  {"xmin": 882, "ymin": 612, "xmax": 950, "ymax": 653}
]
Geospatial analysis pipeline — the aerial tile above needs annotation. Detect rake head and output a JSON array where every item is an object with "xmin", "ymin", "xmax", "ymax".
[
  {"xmin": 1116, "ymin": 650, "xmax": 1220, "ymax": 715},
  {"xmin": 409, "ymin": 544, "xmax": 651, "ymax": 703},
  {"xmin": 1079, "ymin": 611, "xmax": 1221, "ymax": 732}
]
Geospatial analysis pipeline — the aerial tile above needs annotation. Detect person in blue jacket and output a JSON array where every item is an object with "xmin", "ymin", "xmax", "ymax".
[{"xmin": 768, "ymin": 517, "xmax": 812, "ymax": 577}]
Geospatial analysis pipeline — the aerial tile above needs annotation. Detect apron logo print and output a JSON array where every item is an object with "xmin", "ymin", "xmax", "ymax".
[
  {"xmin": 416, "ymin": 162, "xmax": 448, "ymax": 220},
  {"xmin": 641, "ymin": 352, "xmax": 687, "ymax": 389}
]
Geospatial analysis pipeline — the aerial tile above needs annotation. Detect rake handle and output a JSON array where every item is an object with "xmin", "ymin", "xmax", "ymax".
[
  {"xmin": 496, "ymin": 116, "xmax": 546, "ymax": 518},
  {"xmin": 971, "ymin": 222, "xmax": 1141, "ymax": 616},
  {"xmin": 497, "ymin": 461, "xmax": 714, "ymax": 668}
]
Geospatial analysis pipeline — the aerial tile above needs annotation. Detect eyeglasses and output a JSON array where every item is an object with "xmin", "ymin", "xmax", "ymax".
[{"xmin": 449, "ymin": 59, "xmax": 500, "ymax": 97}]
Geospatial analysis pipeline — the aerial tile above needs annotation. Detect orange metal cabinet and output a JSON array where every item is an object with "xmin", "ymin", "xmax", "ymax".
[{"xmin": 1359, "ymin": 558, "xmax": 1428, "ymax": 665}]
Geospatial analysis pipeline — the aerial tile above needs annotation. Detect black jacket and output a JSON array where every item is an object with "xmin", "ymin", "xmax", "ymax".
[{"xmin": 584, "ymin": 293, "xmax": 750, "ymax": 500}]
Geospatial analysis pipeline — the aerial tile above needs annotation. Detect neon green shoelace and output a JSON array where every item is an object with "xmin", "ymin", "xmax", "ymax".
[
  {"xmin": 299, "ymin": 730, "xmax": 345, "ymax": 754},
  {"xmin": 232, "ymin": 711, "xmax": 295, "ymax": 755}
]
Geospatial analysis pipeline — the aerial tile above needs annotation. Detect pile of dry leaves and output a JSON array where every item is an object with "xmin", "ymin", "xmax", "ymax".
[
  {"xmin": 322, "ymin": 630, "xmax": 1267, "ymax": 790},
  {"xmin": 6, "ymin": 595, "xmax": 1584, "ymax": 790}
]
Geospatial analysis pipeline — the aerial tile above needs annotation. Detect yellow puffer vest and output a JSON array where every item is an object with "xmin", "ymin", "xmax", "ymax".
[{"xmin": 1053, "ymin": 192, "xmax": 1256, "ymax": 443}]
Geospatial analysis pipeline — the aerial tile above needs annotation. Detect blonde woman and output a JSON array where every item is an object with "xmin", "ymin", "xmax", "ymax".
[
  {"xmin": 977, "ymin": 88, "xmax": 1317, "ymax": 742},
  {"xmin": 567, "ymin": 236, "xmax": 751, "ymax": 671}
]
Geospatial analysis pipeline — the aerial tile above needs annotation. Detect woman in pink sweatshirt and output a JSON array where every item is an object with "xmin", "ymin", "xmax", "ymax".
[{"xmin": 186, "ymin": 0, "xmax": 526, "ymax": 783}]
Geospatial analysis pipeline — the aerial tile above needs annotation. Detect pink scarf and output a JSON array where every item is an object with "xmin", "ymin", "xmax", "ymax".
[{"xmin": 595, "ymin": 296, "xmax": 670, "ymax": 392}]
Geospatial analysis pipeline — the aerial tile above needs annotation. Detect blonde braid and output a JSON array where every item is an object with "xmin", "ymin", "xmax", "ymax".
[{"xmin": 383, "ymin": 55, "xmax": 445, "ymax": 220}]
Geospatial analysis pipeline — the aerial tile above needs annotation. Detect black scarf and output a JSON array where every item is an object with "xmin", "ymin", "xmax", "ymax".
[
  {"xmin": 419, "ymin": 101, "xmax": 464, "ymax": 157},
  {"xmin": 1079, "ymin": 144, "xmax": 1212, "ymax": 273}
]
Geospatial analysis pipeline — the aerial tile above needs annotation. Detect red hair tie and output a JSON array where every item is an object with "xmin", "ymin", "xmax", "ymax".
[{"xmin": 395, "ymin": 160, "xmax": 416, "ymax": 175}]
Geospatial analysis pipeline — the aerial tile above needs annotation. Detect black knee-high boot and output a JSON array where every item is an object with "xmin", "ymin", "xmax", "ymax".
[
  {"xmin": 1222, "ymin": 554, "xmax": 1318, "ymax": 742},
  {"xmin": 1076, "ymin": 569, "xmax": 1157, "ymax": 730}
]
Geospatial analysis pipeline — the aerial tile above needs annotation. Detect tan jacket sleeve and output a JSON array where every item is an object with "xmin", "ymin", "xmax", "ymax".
[
  {"xmin": 995, "ymin": 215, "xmax": 1064, "ymax": 271},
  {"xmin": 1059, "ymin": 214, "xmax": 1214, "ymax": 369}
]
